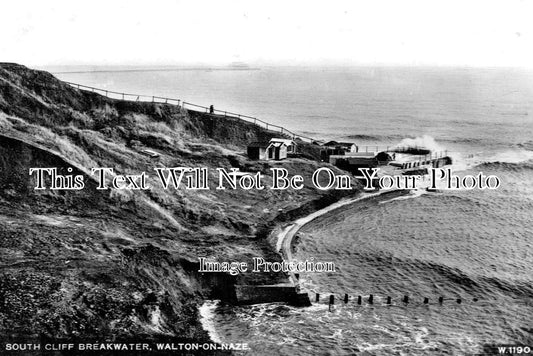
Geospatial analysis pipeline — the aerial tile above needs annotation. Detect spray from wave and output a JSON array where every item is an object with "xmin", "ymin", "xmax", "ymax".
[{"xmin": 392, "ymin": 135, "xmax": 445, "ymax": 153}]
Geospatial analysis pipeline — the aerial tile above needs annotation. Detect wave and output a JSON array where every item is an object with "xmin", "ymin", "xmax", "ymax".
[
  {"xmin": 450, "ymin": 149, "xmax": 533, "ymax": 173},
  {"xmin": 356, "ymin": 253, "xmax": 533, "ymax": 299},
  {"xmin": 470, "ymin": 150, "xmax": 533, "ymax": 171},
  {"xmin": 439, "ymin": 137, "xmax": 487, "ymax": 145},
  {"xmin": 343, "ymin": 133, "xmax": 402, "ymax": 141},
  {"xmin": 517, "ymin": 140, "xmax": 533, "ymax": 151},
  {"xmin": 473, "ymin": 161, "xmax": 533, "ymax": 172}
]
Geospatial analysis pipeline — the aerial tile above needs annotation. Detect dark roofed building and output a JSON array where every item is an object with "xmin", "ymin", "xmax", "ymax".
[
  {"xmin": 323, "ymin": 141, "xmax": 358, "ymax": 152},
  {"xmin": 247, "ymin": 141, "xmax": 270, "ymax": 160},
  {"xmin": 320, "ymin": 141, "xmax": 358, "ymax": 161}
]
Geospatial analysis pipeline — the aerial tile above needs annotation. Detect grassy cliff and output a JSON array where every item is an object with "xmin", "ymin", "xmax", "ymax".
[{"xmin": 0, "ymin": 63, "xmax": 357, "ymax": 344}]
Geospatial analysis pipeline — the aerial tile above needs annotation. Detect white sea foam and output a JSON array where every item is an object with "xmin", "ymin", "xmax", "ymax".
[
  {"xmin": 378, "ymin": 189, "xmax": 428, "ymax": 204},
  {"xmin": 484, "ymin": 149, "xmax": 533, "ymax": 164},
  {"xmin": 198, "ymin": 300, "xmax": 222, "ymax": 343},
  {"xmin": 451, "ymin": 149, "xmax": 533, "ymax": 173}
]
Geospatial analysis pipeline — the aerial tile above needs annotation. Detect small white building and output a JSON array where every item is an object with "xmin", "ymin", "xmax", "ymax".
[
  {"xmin": 247, "ymin": 138, "xmax": 296, "ymax": 160},
  {"xmin": 269, "ymin": 138, "xmax": 297, "ymax": 154}
]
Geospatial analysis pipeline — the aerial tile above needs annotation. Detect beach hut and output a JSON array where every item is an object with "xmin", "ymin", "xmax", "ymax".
[
  {"xmin": 269, "ymin": 138, "xmax": 297, "ymax": 154},
  {"xmin": 247, "ymin": 138, "xmax": 296, "ymax": 160},
  {"xmin": 247, "ymin": 141, "xmax": 270, "ymax": 160}
]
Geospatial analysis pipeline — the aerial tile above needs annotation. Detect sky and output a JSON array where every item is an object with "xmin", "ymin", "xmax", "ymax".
[{"xmin": 1, "ymin": 0, "xmax": 533, "ymax": 67}]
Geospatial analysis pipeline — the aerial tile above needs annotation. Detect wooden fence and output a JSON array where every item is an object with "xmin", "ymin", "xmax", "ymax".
[{"xmin": 63, "ymin": 81, "xmax": 315, "ymax": 143}]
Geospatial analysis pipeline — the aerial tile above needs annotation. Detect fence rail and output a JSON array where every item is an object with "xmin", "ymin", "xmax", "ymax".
[{"xmin": 63, "ymin": 81, "xmax": 315, "ymax": 142}]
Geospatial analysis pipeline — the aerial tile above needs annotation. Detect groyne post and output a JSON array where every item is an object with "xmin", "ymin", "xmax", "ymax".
[
  {"xmin": 315, "ymin": 293, "xmax": 320, "ymax": 302},
  {"xmin": 386, "ymin": 296, "xmax": 391, "ymax": 304},
  {"xmin": 424, "ymin": 297, "xmax": 429, "ymax": 304},
  {"xmin": 344, "ymin": 294, "xmax": 349, "ymax": 303},
  {"xmin": 368, "ymin": 294, "xmax": 374, "ymax": 305},
  {"xmin": 403, "ymin": 295, "xmax": 409, "ymax": 304},
  {"xmin": 329, "ymin": 295, "xmax": 334, "ymax": 311},
  {"xmin": 357, "ymin": 296, "xmax": 362, "ymax": 305}
]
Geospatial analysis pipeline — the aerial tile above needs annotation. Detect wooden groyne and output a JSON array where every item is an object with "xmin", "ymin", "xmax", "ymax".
[{"xmin": 318, "ymin": 293, "xmax": 482, "ymax": 311}]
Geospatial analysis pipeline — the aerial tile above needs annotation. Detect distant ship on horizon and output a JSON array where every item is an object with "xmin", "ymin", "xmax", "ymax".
[
  {"xmin": 228, "ymin": 61, "xmax": 250, "ymax": 69},
  {"xmin": 226, "ymin": 62, "xmax": 260, "ymax": 71}
]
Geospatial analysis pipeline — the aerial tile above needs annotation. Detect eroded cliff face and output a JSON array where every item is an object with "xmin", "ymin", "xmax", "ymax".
[{"xmin": 0, "ymin": 63, "xmax": 355, "ymax": 343}]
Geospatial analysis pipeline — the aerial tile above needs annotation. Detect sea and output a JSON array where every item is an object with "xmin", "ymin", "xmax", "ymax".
[{"xmin": 52, "ymin": 66, "xmax": 533, "ymax": 355}]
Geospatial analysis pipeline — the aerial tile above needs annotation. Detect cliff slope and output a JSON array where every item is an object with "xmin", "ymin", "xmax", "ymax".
[{"xmin": 0, "ymin": 63, "xmax": 355, "ymax": 344}]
